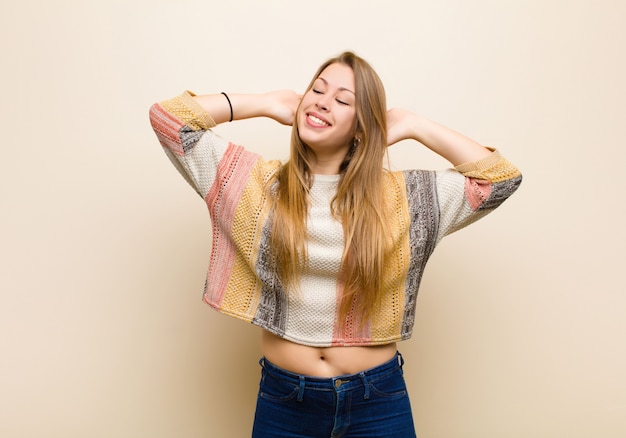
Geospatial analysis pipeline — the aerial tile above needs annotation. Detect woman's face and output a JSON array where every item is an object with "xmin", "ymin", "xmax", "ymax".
[{"xmin": 297, "ymin": 63, "xmax": 358, "ymax": 163}]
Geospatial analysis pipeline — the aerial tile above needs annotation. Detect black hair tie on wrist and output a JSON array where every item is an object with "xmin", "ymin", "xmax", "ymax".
[{"xmin": 221, "ymin": 92, "xmax": 233, "ymax": 122}]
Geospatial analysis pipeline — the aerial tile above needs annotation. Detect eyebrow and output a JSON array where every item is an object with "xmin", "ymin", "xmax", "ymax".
[{"xmin": 317, "ymin": 77, "xmax": 356, "ymax": 95}]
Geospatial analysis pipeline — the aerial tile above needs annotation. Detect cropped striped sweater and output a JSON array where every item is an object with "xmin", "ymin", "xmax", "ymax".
[{"xmin": 149, "ymin": 91, "xmax": 522, "ymax": 347}]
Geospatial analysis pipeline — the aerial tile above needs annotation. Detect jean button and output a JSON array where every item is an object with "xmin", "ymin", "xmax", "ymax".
[{"xmin": 334, "ymin": 379, "xmax": 348, "ymax": 388}]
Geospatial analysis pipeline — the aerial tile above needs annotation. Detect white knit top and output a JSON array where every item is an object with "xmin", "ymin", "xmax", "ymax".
[{"xmin": 149, "ymin": 91, "xmax": 523, "ymax": 346}]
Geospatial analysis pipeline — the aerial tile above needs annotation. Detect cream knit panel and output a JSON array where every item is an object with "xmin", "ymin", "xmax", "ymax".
[
  {"xmin": 286, "ymin": 174, "xmax": 343, "ymax": 345},
  {"xmin": 435, "ymin": 169, "xmax": 479, "ymax": 239},
  {"xmin": 180, "ymin": 131, "xmax": 230, "ymax": 198}
]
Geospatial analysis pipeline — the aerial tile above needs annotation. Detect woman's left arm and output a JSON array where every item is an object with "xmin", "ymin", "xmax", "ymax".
[
  {"xmin": 387, "ymin": 108, "xmax": 522, "ymax": 238},
  {"xmin": 386, "ymin": 108, "xmax": 492, "ymax": 166}
]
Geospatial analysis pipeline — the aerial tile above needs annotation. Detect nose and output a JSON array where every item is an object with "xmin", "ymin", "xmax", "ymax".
[{"xmin": 316, "ymin": 94, "xmax": 332, "ymax": 112}]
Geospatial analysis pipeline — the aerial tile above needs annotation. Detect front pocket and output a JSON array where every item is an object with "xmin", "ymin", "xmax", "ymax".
[
  {"xmin": 259, "ymin": 371, "xmax": 300, "ymax": 402},
  {"xmin": 368, "ymin": 372, "xmax": 408, "ymax": 399}
]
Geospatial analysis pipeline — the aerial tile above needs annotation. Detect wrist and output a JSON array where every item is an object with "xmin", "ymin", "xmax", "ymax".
[
  {"xmin": 225, "ymin": 93, "xmax": 270, "ymax": 121},
  {"xmin": 407, "ymin": 113, "xmax": 430, "ymax": 143}
]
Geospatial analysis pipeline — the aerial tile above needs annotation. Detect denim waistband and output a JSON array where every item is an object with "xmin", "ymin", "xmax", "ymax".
[{"xmin": 259, "ymin": 351, "xmax": 404, "ymax": 394}]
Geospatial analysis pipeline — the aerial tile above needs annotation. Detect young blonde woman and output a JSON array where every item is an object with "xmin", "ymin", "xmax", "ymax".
[{"xmin": 149, "ymin": 51, "xmax": 521, "ymax": 437}]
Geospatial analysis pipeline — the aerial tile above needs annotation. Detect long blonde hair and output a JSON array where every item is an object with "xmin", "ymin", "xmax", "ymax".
[{"xmin": 270, "ymin": 51, "xmax": 389, "ymax": 323}]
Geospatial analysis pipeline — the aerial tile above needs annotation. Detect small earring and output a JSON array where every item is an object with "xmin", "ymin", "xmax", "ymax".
[{"xmin": 353, "ymin": 137, "xmax": 361, "ymax": 147}]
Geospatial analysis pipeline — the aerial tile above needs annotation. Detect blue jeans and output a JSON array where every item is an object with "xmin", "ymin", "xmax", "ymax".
[{"xmin": 252, "ymin": 352, "xmax": 416, "ymax": 437}]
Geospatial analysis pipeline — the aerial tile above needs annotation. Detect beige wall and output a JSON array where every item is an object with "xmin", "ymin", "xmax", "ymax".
[{"xmin": 1, "ymin": 0, "xmax": 625, "ymax": 436}]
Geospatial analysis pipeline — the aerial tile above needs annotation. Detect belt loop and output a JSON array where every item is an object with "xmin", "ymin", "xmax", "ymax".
[
  {"xmin": 397, "ymin": 352, "xmax": 405, "ymax": 375},
  {"xmin": 297, "ymin": 376, "xmax": 305, "ymax": 402},
  {"xmin": 259, "ymin": 357, "xmax": 265, "ymax": 368},
  {"xmin": 359, "ymin": 372, "xmax": 370, "ymax": 400}
]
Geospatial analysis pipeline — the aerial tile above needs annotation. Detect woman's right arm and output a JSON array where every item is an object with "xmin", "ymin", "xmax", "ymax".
[
  {"xmin": 149, "ymin": 90, "xmax": 300, "ymax": 198},
  {"xmin": 192, "ymin": 90, "xmax": 301, "ymax": 126}
]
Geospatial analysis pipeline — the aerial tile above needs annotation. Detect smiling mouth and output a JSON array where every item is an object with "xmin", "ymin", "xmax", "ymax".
[{"xmin": 307, "ymin": 114, "xmax": 330, "ymax": 127}]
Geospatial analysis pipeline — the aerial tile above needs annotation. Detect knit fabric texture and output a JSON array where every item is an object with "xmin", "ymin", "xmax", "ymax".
[{"xmin": 149, "ymin": 91, "xmax": 522, "ymax": 347}]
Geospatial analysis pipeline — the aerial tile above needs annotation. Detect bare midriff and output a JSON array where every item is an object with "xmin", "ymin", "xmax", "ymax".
[{"xmin": 261, "ymin": 330, "xmax": 398, "ymax": 377}]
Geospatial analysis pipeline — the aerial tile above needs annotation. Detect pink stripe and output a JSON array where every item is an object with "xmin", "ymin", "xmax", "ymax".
[
  {"xmin": 465, "ymin": 177, "xmax": 492, "ymax": 211},
  {"xmin": 149, "ymin": 103, "xmax": 185, "ymax": 156},
  {"xmin": 204, "ymin": 143, "xmax": 260, "ymax": 306},
  {"xmin": 332, "ymin": 282, "xmax": 372, "ymax": 345}
]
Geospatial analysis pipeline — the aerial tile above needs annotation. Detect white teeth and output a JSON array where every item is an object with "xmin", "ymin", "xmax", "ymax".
[{"xmin": 308, "ymin": 114, "xmax": 329, "ymax": 126}]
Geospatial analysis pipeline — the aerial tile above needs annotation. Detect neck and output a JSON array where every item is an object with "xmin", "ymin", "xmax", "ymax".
[{"xmin": 309, "ymin": 155, "xmax": 344, "ymax": 175}]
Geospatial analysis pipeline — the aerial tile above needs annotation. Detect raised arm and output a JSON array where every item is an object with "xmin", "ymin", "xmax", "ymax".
[
  {"xmin": 386, "ymin": 108, "xmax": 492, "ymax": 166},
  {"xmin": 385, "ymin": 107, "xmax": 522, "ymax": 238},
  {"xmin": 192, "ymin": 90, "xmax": 301, "ymax": 126},
  {"xmin": 150, "ymin": 89, "xmax": 302, "ymax": 199}
]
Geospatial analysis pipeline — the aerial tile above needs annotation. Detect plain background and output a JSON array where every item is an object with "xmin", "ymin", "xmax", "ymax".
[{"xmin": 1, "ymin": 0, "xmax": 625, "ymax": 437}]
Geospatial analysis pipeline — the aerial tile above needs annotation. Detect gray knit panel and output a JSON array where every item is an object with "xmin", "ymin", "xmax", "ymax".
[
  {"xmin": 401, "ymin": 170, "xmax": 440, "ymax": 337},
  {"xmin": 179, "ymin": 125, "xmax": 204, "ymax": 154},
  {"xmin": 252, "ymin": 218, "xmax": 288, "ymax": 337},
  {"xmin": 479, "ymin": 175, "xmax": 523, "ymax": 211}
]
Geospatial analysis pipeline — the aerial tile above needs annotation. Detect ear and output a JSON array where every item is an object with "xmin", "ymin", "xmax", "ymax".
[{"xmin": 354, "ymin": 129, "xmax": 364, "ymax": 143}]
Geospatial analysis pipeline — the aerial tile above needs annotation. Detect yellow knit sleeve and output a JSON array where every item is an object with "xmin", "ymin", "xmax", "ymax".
[
  {"xmin": 454, "ymin": 148, "xmax": 522, "ymax": 183},
  {"xmin": 158, "ymin": 90, "xmax": 217, "ymax": 131}
]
